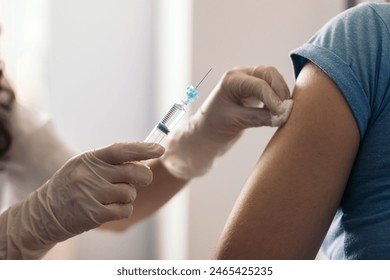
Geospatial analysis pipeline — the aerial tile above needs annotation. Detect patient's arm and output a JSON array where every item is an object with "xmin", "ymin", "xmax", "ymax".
[{"xmin": 214, "ymin": 62, "xmax": 360, "ymax": 259}]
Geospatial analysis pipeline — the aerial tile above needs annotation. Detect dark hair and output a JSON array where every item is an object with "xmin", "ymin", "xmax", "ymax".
[{"xmin": 0, "ymin": 61, "xmax": 16, "ymax": 157}]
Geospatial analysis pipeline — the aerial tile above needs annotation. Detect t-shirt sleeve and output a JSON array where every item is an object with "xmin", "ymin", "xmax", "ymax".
[{"xmin": 290, "ymin": 3, "xmax": 390, "ymax": 138}]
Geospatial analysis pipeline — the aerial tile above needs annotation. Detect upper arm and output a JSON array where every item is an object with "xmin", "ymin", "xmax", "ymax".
[{"xmin": 214, "ymin": 62, "xmax": 360, "ymax": 259}]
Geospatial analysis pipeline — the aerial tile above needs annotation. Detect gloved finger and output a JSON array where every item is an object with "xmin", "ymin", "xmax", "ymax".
[
  {"xmin": 251, "ymin": 66, "xmax": 291, "ymax": 100},
  {"xmin": 226, "ymin": 71, "xmax": 285, "ymax": 116},
  {"xmin": 232, "ymin": 106, "xmax": 273, "ymax": 128},
  {"xmin": 75, "ymin": 196, "xmax": 134, "ymax": 226},
  {"xmin": 93, "ymin": 142, "xmax": 164, "ymax": 165},
  {"xmin": 95, "ymin": 183, "xmax": 137, "ymax": 205},
  {"xmin": 98, "ymin": 161, "xmax": 153, "ymax": 186},
  {"xmin": 237, "ymin": 66, "xmax": 291, "ymax": 101},
  {"xmin": 126, "ymin": 161, "xmax": 154, "ymax": 186},
  {"xmin": 233, "ymin": 99, "xmax": 293, "ymax": 128},
  {"xmin": 82, "ymin": 151, "xmax": 154, "ymax": 185},
  {"xmin": 101, "ymin": 203, "xmax": 134, "ymax": 222}
]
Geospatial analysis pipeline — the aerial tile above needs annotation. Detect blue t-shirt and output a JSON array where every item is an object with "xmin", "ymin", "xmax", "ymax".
[{"xmin": 290, "ymin": 3, "xmax": 390, "ymax": 259}]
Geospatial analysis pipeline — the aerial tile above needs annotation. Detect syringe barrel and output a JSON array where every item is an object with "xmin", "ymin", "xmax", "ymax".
[
  {"xmin": 144, "ymin": 102, "xmax": 186, "ymax": 144},
  {"xmin": 144, "ymin": 125, "xmax": 168, "ymax": 144},
  {"xmin": 160, "ymin": 103, "xmax": 186, "ymax": 130}
]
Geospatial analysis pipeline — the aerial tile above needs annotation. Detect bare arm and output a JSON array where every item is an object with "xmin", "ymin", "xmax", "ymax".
[{"xmin": 214, "ymin": 62, "xmax": 360, "ymax": 259}]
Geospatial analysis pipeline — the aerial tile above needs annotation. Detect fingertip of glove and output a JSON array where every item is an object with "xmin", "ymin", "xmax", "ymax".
[
  {"xmin": 130, "ymin": 141, "xmax": 165, "ymax": 158},
  {"xmin": 110, "ymin": 203, "xmax": 134, "ymax": 220},
  {"xmin": 150, "ymin": 143, "xmax": 165, "ymax": 156},
  {"xmin": 271, "ymin": 99, "xmax": 293, "ymax": 127}
]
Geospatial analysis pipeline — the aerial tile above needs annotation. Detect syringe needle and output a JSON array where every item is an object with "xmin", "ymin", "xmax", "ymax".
[
  {"xmin": 145, "ymin": 68, "xmax": 212, "ymax": 144},
  {"xmin": 195, "ymin": 68, "xmax": 213, "ymax": 89}
]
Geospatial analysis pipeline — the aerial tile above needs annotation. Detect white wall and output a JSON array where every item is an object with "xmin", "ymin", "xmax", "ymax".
[{"xmin": 187, "ymin": 0, "xmax": 344, "ymax": 259}]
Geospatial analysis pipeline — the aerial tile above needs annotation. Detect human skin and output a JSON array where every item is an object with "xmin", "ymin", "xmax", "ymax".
[{"xmin": 213, "ymin": 62, "xmax": 360, "ymax": 259}]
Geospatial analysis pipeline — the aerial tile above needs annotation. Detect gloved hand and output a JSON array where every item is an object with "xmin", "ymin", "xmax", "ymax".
[
  {"xmin": 162, "ymin": 66, "xmax": 293, "ymax": 179},
  {"xmin": 0, "ymin": 142, "xmax": 164, "ymax": 259}
]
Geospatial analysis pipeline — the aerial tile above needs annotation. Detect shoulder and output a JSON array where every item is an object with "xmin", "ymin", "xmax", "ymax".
[
  {"xmin": 293, "ymin": 2, "xmax": 390, "ymax": 70},
  {"xmin": 322, "ymin": 3, "xmax": 390, "ymax": 34},
  {"xmin": 291, "ymin": 2, "xmax": 390, "ymax": 73},
  {"xmin": 290, "ymin": 3, "xmax": 390, "ymax": 139}
]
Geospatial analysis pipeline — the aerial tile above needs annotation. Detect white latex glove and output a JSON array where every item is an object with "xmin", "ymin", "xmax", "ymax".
[
  {"xmin": 162, "ymin": 66, "xmax": 293, "ymax": 179},
  {"xmin": 0, "ymin": 141, "xmax": 164, "ymax": 259}
]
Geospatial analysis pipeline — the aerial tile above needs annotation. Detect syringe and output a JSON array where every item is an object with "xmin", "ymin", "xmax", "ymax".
[{"xmin": 145, "ymin": 68, "xmax": 212, "ymax": 144}]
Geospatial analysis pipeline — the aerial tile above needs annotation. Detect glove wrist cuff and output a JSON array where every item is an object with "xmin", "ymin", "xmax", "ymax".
[{"xmin": 161, "ymin": 112, "xmax": 237, "ymax": 180}]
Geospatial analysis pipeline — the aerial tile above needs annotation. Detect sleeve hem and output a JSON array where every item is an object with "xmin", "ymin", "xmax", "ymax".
[{"xmin": 290, "ymin": 43, "xmax": 370, "ymax": 138}]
